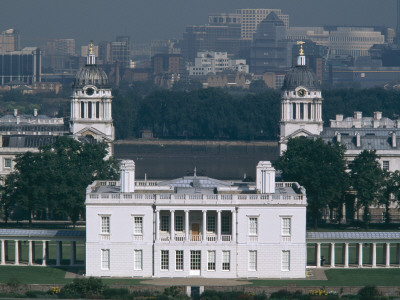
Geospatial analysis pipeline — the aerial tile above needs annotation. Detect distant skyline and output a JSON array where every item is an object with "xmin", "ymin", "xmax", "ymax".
[{"xmin": 1, "ymin": 0, "xmax": 397, "ymax": 47}]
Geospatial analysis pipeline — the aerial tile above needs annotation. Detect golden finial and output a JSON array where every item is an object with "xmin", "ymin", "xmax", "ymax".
[
  {"xmin": 88, "ymin": 40, "xmax": 94, "ymax": 55},
  {"xmin": 297, "ymin": 41, "xmax": 305, "ymax": 56}
]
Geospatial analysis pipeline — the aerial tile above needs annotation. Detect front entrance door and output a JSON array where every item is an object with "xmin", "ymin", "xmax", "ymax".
[{"xmin": 190, "ymin": 250, "xmax": 201, "ymax": 276}]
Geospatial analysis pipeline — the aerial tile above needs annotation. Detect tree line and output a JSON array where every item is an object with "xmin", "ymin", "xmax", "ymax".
[
  {"xmin": 113, "ymin": 86, "xmax": 400, "ymax": 141},
  {"xmin": 275, "ymin": 137, "xmax": 400, "ymax": 229}
]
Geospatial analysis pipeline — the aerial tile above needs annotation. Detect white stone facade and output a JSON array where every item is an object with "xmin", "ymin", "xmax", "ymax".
[{"xmin": 85, "ymin": 161, "xmax": 307, "ymax": 278}]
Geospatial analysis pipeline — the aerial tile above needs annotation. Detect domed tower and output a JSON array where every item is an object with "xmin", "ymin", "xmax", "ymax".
[
  {"xmin": 70, "ymin": 42, "xmax": 115, "ymax": 154},
  {"xmin": 279, "ymin": 42, "xmax": 323, "ymax": 154}
]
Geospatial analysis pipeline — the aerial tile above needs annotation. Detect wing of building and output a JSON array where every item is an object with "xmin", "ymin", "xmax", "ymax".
[{"xmin": 85, "ymin": 160, "xmax": 307, "ymax": 278}]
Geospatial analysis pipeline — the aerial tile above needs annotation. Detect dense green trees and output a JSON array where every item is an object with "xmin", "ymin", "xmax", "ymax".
[
  {"xmin": 274, "ymin": 137, "xmax": 349, "ymax": 229},
  {"xmin": 0, "ymin": 137, "xmax": 119, "ymax": 226}
]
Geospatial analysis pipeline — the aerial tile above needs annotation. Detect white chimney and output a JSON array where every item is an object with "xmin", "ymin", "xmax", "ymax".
[
  {"xmin": 374, "ymin": 111, "xmax": 382, "ymax": 120},
  {"xmin": 354, "ymin": 111, "xmax": 362, "ymax": 119},
  {"xmin": 392, "ymin": 132, "xmax": 397, "ymax": 148},
  {"xmin": 13, "ymin": 109, "xmax": 18, "ymax": 117},
  {"xmin": 336, "ymin": 114, "xmax": 343, "ymax": 122},
  {"xmin": 335, "ymin": 131, "xmax": 341, "ymax": 143},
  {"xmin": 256, "ymin": 161, "xmax": 275, "ymax": 194},
  {"xmin": 33, "ymin": 109, "xmax": 38, "ymax": 117},
  {"xmin": 120, "ymin": 160, "xmax": 135, "ymax": 193},
  {"xmin": 356, "ymin": 132, "xmax": 361, "ymax": 147}
]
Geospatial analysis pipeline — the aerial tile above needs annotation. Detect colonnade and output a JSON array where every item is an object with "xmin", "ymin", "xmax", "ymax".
[
  {"xmin": 155, "ymin": 209, "xmax": 236, "ymax": 243},
  {"xmin": 313, "ymin": 242, "xmax": 400, "ymax": 268},
  {"xmin": 0, "ymin": 239, "xmax": 81, "ymax": 266}
]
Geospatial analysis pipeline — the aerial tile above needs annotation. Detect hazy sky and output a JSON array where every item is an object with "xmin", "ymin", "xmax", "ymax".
[{"xmin": 1, "ymin": 0, "xmax": 397, "ymax": 47}]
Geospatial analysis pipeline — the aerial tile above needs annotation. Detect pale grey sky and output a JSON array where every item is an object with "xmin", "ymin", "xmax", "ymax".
[{"xmin": 1, "ymin": 0, "xmax": 396, "ymax": 47}]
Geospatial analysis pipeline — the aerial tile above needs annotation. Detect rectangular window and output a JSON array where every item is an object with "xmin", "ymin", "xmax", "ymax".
[
  {"xmin": 175, "ymin": 215, "xmax": 183, "ymax": 231},
  {"xmin": 101, "ymin": 249, "xmax": 110, "ymax": 270},
  {"xmin": 161, "ymin": 250, "xmax": 169, "ymax": 270},
  {"xmin": 308, "ymin": 103, "xmax": 312, "ymax": 120},
  {"xmin": 101, "ymin": 216, "xmax": 110, "ymax": 234},
  {"xmin": 134, "ymin": 250, "xmax": 142, "ymax": 270},
  {"xmin": 207, "ymin": 250, "xmax": 216, "ymax": 271},
  {"xmin": 161, "ymin": 215, "xmax": 169, "ymax": 231},
  {"xmin": 176, "ymin": 250, "xmax": 184, "ymax": 270},
  {"xmin": 249, "ymin": 217, "xmax": 258, "ymax": 235},
  {"xmin": 134, "ymin": 216, "xmax": 143, "ymax": 234},
  {"xmin": 383, "ymin": 161, "xmax": 389, "ymax": 171},
  {"xmin": 300, "ymin": 103, "xmax": 304, "ymax": 119},
  {"xmin": 282, "ymin": 250, "xmax": 290, "ymax": 271},
  {"xmin": 282, "ymin": 218, "xmax": 291, "ymax": 236},
  {"xmin": 96, "ymin": 102, "xmax": 100, "ymax": 119},
  {"xmin": 222, "ymin": 251, "xmax": 230, "ymax": 271},
  {"xmin": 190, "ymin": 250, "xmax": 201, "ymax": 270},
  {"xmin": 207, "ymin": 215, "xmax": 216, "ymax": 232},
  {"xmin": 4, "ymin": 158, "xmax": 11, "ymax": 168},
  {"xmin": 249, "ymin": 250, "xmax": 257, "ymax": 271},
  {"xmin": 221, "ymin": 213, "xmax": 230, "ymax": 234},
  {"xmin": 292, "ymin": 103, "xmax": 296, "ymax": 119}
]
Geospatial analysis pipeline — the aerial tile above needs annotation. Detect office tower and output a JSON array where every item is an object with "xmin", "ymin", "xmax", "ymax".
[
  {"xmin": 0, "ymin": 47, "xmax": 41, "ymax": 84},
  {"xmin": 111, "ymin": 36, "xmax": 131, "ymax": 67},
  {"xmin": 0, "ymin": 29, "xmax": 20, "ymax": 52},
  {"xmin": 235, "ymin": 9, "xmax": 289, "ymax": 39},
  {"xmin": 250, "ymin": 12, "xmax": 291, "ymax": 74}
]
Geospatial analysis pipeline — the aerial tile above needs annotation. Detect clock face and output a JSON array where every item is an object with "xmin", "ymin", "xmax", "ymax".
[
  {"xmin": 86, "ymin": 88, "xmax": 94, "ymax": 96},
  {"xmin": 297, "ymin": 89, "xmax": 306, "ymax": 97}
]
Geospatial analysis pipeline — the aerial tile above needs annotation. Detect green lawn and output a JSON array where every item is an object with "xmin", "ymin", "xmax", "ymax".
[
  {"xmin": 0, "ymin": 266, "xmax": 72, "ymax": 284},
  {"xmin": 251, "ymin": 269, "xmax": 400, "ymax": 287}
]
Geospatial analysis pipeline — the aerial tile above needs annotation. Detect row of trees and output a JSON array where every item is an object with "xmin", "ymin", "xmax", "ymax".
[
  {"xmin": 0, "ymin": 137, "xmax": 119, "ymax": 226},
  {"xmin": 112, "ymin": 86, "xmax": 400, "ymax": 141},
  {"xmin": 275, "ymin": 137, "xmax": 400, "ymax": 229}
]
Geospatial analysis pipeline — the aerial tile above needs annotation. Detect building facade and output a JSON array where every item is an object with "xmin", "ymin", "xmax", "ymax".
[
  {"xmin": 189, "ymin": 51, "xmax": 248, "ymax": 76},
  {"xmin": 85, "ymin": 160, "xmax": 307, "ymax": 278},
  {"xmin": 0, "ymin": 29, "xmax": 20, "ymax": 52}
]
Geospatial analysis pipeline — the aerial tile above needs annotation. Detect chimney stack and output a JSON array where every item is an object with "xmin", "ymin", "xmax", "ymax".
[
  {"xmin": 256, "ymin": 161, "xmax": 275, "ymax": 194},
  {"xmin": 120, "ymin": 160, "xmax": 135, "ymax": 193},
  {"xmin": 13, "ymin": 109, "xmax": 18, "ymax": 117},
  {"xmin": 33, "ymin": 109, "xmax": 38, "ymax": 117}
]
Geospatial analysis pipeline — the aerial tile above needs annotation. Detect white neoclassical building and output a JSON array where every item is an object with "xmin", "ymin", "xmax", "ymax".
[{"xmin": 85, "ymin": 160, "xmax": 307, "ymax": 278}]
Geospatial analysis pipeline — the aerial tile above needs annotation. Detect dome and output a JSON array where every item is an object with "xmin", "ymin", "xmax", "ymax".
[
  {"xmin": 74, "ymin": 64, "xmax": 108, "ymax": 88},
  {"xmin": 282, "ymin": 65, "xmax": 319, "ymax": 91}
]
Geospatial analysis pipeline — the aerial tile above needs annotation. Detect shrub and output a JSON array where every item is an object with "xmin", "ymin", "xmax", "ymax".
[
  {"xmin": 26, "ymin": 290, "xmax": 57, "ymax": 298},
  {"xmin": 60, "ymin": 277, "xmax": 105, "ymax": 298},
  {"xmin": 103, "ymin": 287, "xmax": 131, "ymax": 299},
  {"xmin": 357, "ymin": 285, "xmax": 380, "ymax": 299}
]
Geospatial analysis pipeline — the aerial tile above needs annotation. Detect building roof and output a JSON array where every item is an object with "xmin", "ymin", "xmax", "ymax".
[
  {"xmin": 282, "ymin": 65, "xmax": 319, "ymax": 90},
  {"xmin": 74, "ymin": 64, "xmax": 108, "ymax": 88},
  {"xmin": 307, "ymin": 231, "xmax": 400, "ymax": 241},
  {"xmin": 3, "ymin": 135, "xmax": 59, "ymax": 148},
  {"xmin": 0, "ymin": 228, "xmax": 85, "ymax": 240}
]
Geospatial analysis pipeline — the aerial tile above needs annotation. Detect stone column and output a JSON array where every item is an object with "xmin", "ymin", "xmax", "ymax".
[
  {"xmin": 1, "ymin": 240, "xmax": 5, "ymax": 265},
  {"xmin": 358, "ymin": 243, "xmax": 363, "ymax": 267},
  {"xmin": 330, "ymin": 243, "xmax": 335, "ymax": 268},
  {"xmin": 202, "ymin": 210, "xmax": 207, "ymax": 243},
  {"xmin": 217, "ymin": 210, "xmax": 222, "ymax": 243},
  {"xmin": 28, "ymin": 240, "xmax": 33, "ymax": 266},
  {"xmin": 155, "ymin": 210, "xmax": 160, "ymax": 242},
  {"xmin": 344, "ymin": 243, "xmax": 349, "ymax": 268},
  {"xmin": 56, "ymin": 241, "xmax": 62, "ymax": 266},
  {"xmin": 170, "ymin": 210, "xmax": 175, "ymax": 242},
  {"xmin": 14, "ymin": 240, "xmax": 19, "ymax": 265},
  {"xmin": 42, "ymin": 240, "xmax": 47, "ymax": 266},
  {"xmin": 70, "ymin": 241, "xmax": 76, "ymax": 266},
  {"xmin": 185, "ymin": 210, "xmax": 189, "ymax": 242},
  {"xmin": 231, "ymin": 209, "xmax": 237, "ymax": 243},
  {"xmin": 372, "ymin": 243, "xmax": 376, "ymax": 268},
  {"xmin": 386, "ymin": 243, "xmax": 391, "ymax": 267},
  {"xmin": 316, "ymin": 243, "xmax": 321, "ymax": 267}
]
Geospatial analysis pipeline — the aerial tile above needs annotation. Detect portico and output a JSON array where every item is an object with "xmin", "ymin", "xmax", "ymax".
[{"xmin": 156, "ymin": 208, "xmax": 236, "ymax": 243}]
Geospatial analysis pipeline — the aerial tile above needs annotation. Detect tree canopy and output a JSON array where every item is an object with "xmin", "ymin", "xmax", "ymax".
[
  {"xmin": 274, "ymin": 137, "xmax": 349, "ymax": 229},
  {"xmin": 1, "ymin": 137, "xmax": 119, "ymax": 226}
]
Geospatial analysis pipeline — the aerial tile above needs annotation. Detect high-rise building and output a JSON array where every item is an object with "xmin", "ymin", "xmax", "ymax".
[
  {"xmin": 54, "ymin": 39, "xmax": 76, "ymax": 56},
  {"xmin": 0, "ymin": 47, "xmax": 41, "ymax": 85},
  {"xmin": 235, "ymin": 8, "xmax": 289, "ymax": 39},
  {"xmin": 98, "ymin": 41, "xmax": 112, "ymax": 65},
  {"xmin": 152, "ymin": 53, "xmax": 183, "ymax": 74},
  {"xmin": 250, "ymin": 12, "xmax": 291, "ymax": 74},
  {"xmin": 0, "ymin": 29, "xmax": 20, "ymax": 52},
  {"xmin": 111, "ymin": 36, "xmax": 131, "ymax": 67}
]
